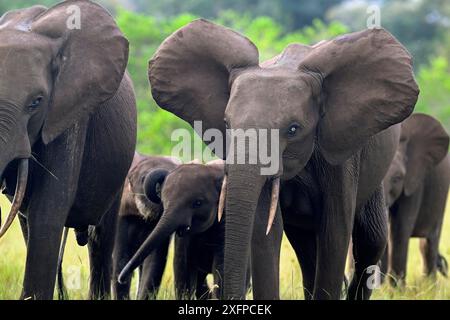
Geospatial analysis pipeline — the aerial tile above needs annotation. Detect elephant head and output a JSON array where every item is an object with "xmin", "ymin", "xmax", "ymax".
[
  {"xmin": 122, "ymin": 154, "xmax": 181, "ymax": 222},
  {"xmin": 383, "ymin": 113, "xmax": 449, "ymax": 206},
  {"xmin": 0, "ymin": 1, "xmax": 128, "ymax": 237},
  {"xmin": 147, "ymin": 19, "xmax": 419, "ymax": 298},
  {"xmin": 118, "ymin": 160, "xmax": 224, "ymax": 283}
]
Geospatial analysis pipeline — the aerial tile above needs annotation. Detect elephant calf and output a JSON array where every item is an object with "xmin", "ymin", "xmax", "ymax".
[
  {"xmin": 382, "ymin": 113, "xmax": 450, "ymax": 285},
  {"xmin": 113, "ymin": 154, "xmax": 227, "ymax": 300}
]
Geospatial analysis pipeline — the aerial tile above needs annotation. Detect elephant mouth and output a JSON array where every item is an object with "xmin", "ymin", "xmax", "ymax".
[
  {"xmin": 0, "ymin": 158, "xmax": 29, "ymax": 238},
  {"xmin": 176, "ymin": 225, "xmax": 191, "ymax": 237},
  {"xmin": 218, "ymin": 173, "xmax": 281, "ymax": 235},
  {"xmin": 1, "ymin": 160, "xmax": 19, "ymax": 195}
]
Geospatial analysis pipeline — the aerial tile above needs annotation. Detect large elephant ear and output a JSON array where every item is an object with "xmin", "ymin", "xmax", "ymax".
[
  {"xmin": 298, "ymin": 28, "xmax": 419, "ymax": 164},
  {"xmin": 149, "ymin": 19, "xmax": 259, "ymax": 153},
  {"xmin": 402, "ymin": 113, "xmax": 449, "ymax": 196},
  {"xmin": 31, "ymin": 0, "xmax": 129, "ymax": 144}
]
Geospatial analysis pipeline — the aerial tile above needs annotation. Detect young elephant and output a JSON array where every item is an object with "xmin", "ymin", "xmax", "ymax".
[
  {"xmin": 382, "ymin": 113, "xmax": 450, "ymax": 285},
  {"xmin": 114, "ymin": 155, "xmax": 226, "ymax": 299},
  {"xmin": 113, "ymin": 153, "xmax": 180, "ymax": 300}
]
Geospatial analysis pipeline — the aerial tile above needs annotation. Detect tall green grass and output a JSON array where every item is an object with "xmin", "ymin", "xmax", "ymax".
[{"xmin": 0, "ymin": 195, "xmax": 449, "ymax": 299}]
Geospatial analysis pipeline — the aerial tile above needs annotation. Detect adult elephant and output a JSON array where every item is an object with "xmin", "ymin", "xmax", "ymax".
[
  {"xmin": 146, "ymin": 19, "xmax": 419, "ymax": 299},
  {"xmin": 381, "ymin": 113, "xmax": 449, "ymax": 285},
  {"xmin": 0, "ymin": 0, "xmax": 136, "ymax": 299}
]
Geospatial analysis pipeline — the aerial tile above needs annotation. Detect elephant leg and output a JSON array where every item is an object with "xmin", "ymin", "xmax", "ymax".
[
  {"xmin": 420, "ymin": 236, "xmax": 439, "ymax": 277},
  {"xmin": 389, "ymin": 235, "xmax": 409, "ymax": 287},
  {"xmin": 18, "ymin": 213, "xmax": 29, "ymax": 245},
  {"xmin": 389, "ymin": 195, "xmax": 420, "ymax": 286},
  {"xmin": 137, "ymin": 237, "xmax": 170, "ymax": 300},
  {"xmin": 348, "ymin": 187, "xmax": 387, "ymax": 300},
  {"xmin": 22, "ymin": 205, "xmax": 68, "ymax": 300},
  {"xmin": 112, "ymin": 215, "xmax": 137, "ymax": 300},
  {"xmin": 23, "ymin": 214, "xmax": 68, "ymax": 300},
  {"xmin": 379, "ymin": 245, "xmax": 389, "ymax": 284},
  {"xmin": 251, "ymin": 182, "xmax": 283, "ymax": 300},
  {"xmin": 174, "ymin": 236, "xmax": 196, "ymax": 299},
  {"xmin": 313, "ymin": 160, "xmax": 357, "ymax": 300},
  {"xmin": 88, "ymin": 194, "xmax": 120, "ymax": 300},
  {"xmin": 195, "ymin": 271, "xmax": 209, "ymax": 300},
  {"xmin": 212, "ymin": 246, "xmax": 224, "ymax": 299},
  {"xmin": 22, "ymin": 128, "xmax": 86, "ymax": 300},
  {"xmin": 284, "ymin": 225, "xmax": 316, "ymax": 300}
]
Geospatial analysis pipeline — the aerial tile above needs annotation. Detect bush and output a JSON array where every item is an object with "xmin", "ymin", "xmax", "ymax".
[{"xmin": 415, "ymin": 56, "xmax": 450, "ymax": 131}]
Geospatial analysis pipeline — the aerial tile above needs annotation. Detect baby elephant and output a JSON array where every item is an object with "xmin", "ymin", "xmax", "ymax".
[
  {"xmin": 112, "ymin": 153, "xmax": 179, "ymax": 299},
  {"xmin": 382, "ymin": 113, "xmax": 450, "ymax": 285},
  {"xmin": 113, "ymin": 153, "xmax": 226, "ymax": 299}
]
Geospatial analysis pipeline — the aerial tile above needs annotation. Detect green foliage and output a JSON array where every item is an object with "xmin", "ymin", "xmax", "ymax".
[
  {"xmin": 116, "ymin": 9, "xmax": 198, "ymax": 156},
  {"xmin": 416, "ymin": 56, "xmax": 450, "ymax": 130},
  {"xmin": 217, "ymin": 11, "xmax": 348, "ymax": 60},
  {"xmin": 0, "ymin": 0, "xmax": 56, "ymax": 13},
  {"xmin": 129, "ymin": 0, "xmax": 342, "ymax": 31}
]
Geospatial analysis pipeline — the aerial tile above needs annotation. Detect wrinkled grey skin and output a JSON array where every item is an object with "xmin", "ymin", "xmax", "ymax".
[
  {"xmin": 381, "ymin": 113, "xmax": 450, "ymax": 285},
  {"xmin": 147, "ymin": 20, "xmax": 419, "ymax": 300},
  {"xmin": 0, "ymin": 1, "xmax": 136, "ymax": 299},
  {"xmin": 115, "ymin": 156, "xmax": 228, "ymax": 300}
]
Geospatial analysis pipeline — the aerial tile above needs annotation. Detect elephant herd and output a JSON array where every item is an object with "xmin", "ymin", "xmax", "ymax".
[{"xmin": 0, "ymin": 0, "xmax": 447, "ymax": 300}]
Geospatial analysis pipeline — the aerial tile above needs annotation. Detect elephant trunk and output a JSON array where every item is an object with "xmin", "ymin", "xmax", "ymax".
[
  {"xmin": 223, "ymin": 164, "xmax": 267, "ymax": 299},
  {"xmin": 118, "ymin": 209, "xmax": 180, "ymax": 284},
  {"xmin": 0, "ymin": 158, "xmax": 28, "ymax": 238}
]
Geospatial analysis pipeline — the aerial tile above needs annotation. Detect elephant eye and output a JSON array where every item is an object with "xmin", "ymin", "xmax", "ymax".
[
  {"xmin": 287, "ymin": 123, "xmax": 300, "ymax": 137},
  {"xmin": 192, "ymin": 199, "xmax": 203, "ymax": 208},
  {"xmin": 28, "ymin": 97, "xmax": 43, "ymax": 110}
]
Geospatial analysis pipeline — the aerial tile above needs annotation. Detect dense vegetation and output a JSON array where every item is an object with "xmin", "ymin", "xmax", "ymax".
[{"xmin": 1, "ymin": 0, "xmax": 450, "ymax": 155}]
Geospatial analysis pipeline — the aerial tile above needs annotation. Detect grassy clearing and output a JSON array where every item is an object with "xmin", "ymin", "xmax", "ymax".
[{"xmin": 0, "ymin": 195, "xmax": 449, "ymax": 300}]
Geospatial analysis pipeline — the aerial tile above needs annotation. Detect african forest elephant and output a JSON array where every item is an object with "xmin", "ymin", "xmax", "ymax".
[
  {"xmin": 143, "ymin": 19, "xmax": 419, "ymax": 300},
  {"xmin": 117, "ymin": 156, "xmax": 227, "ymax": 299},
  {"xmin": 0, "ymin": 1, "xmax": 136, "ymax": 299},
  {"xmin": 381, "ymin": 113, "xmax": 449, "ymax": 285},
  {"xmin": 113, "ymin": 153, "xmax": 179, "ymax": 299}
]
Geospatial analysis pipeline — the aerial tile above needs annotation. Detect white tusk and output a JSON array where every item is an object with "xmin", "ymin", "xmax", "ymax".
[
  {"xmin": 266, "ymin": 177, "xmax": 280, "ymax": 235},
  {"xmin": 217, "ymin": 175, "xmax": 227, "ymax": 222}
]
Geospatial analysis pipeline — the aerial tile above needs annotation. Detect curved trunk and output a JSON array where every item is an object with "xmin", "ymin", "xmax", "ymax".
[
  {"xmin": 118, "ymin": 210, "xmax": 179, "ymax": 284},
  {"xmin": 224, "ymin": 164, "xmax": 266, "ymax": 299}
]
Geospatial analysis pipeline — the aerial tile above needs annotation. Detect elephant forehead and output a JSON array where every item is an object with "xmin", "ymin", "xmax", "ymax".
[
  {"xmin": 163, "ymin": 165, "xmax": 213, "ymax": 196},
  {"xmin": 227, "ymin": 70, "xmax": 312, "ymax": 118},
  {"xmin": 0, "ymin": 32, "xmax": 52, "ymax": 84},
  {"xmin": 0, "ymin": 30, "xmax": 53, "ymax": 55},
  {"xmin": 232, "ymin": 69, "xmax": 306, "ymax": 97}
]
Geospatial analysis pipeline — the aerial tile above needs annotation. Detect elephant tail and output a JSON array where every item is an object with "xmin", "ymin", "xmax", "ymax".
[
  {"xmin": 57, "ymin": 227, "xmax": 69, "ymax": 300},
  {"xmin": 437, "ymin": 253, "xmax": 448, "ymax": 277}
]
